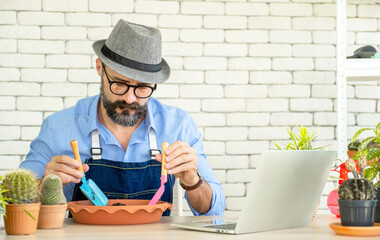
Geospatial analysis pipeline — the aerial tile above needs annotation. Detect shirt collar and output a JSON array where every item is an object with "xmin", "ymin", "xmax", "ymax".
[
  {"xmin": 145, "ymin": 98, "xmax": 156, "ymax": 133},
  {"xmin": 130, "ymin": 98, "xmax": 156, "ymax": 145},
  {"xmin": 86, "ymin": 94, "xmax": 101, "ymax": 137}
]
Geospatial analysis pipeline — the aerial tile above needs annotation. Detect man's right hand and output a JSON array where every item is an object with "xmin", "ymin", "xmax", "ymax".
[{"xmin": 44, "ymin": 155, "xmax": 89, "ymax": 186}]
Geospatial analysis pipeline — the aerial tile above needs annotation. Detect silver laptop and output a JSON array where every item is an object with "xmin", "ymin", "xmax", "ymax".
[{"xmin": 170, "ymin": 150, "xmax": 336, "ymax": 234}]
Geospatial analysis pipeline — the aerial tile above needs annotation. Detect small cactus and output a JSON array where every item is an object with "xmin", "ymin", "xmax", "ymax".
[
  {"xmin": 338, "ymin": 178, "xmax": 377, "ymax": 200},
  {"xmin": 40, "ymin": 174, "xmax": 63, "ymax": 205},
  {"xmin": 2, "ymin": 169, "xmax": 38, "ymax": 204},
  {"xmin": 338, "ymin": 159, "xmax": 377, "ymax": 201}
]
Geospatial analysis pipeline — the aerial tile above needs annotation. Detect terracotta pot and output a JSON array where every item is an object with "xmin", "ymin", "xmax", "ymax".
[
  {"xmin": 347, "ymin": 150, "xmax": 357, "ymax": 159},
  {"xmin": 68, "ymin": 199, "xmax": 172, "ymax": 225},
  {"xmin": 38, "ymin": 203, "xmax": 68, "ymax": 229},
  {"xmin": 367, "ymin": 157, "xmax": 379, "ymax": 166},
  {"xmin": 4, "ymin": 203, "xmax": 40, "ymax": 235}
]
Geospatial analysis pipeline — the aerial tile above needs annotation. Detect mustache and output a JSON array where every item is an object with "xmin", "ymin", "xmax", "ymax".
[{"xmin": 107, "ymin": 100, "xmax": 141, "ymax": 111}]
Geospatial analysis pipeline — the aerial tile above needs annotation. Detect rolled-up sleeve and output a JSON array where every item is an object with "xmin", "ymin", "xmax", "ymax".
[
  {"xmin": 185, "ymin": 182, "xmax": 225, "ymax": 216},
  {"xmin": 184, "ymin": 127, "xmax": 225, "ymax": 216},
  {"xmin": 19, "ymin": 117, "xmax": 55, "ymax": 178}
]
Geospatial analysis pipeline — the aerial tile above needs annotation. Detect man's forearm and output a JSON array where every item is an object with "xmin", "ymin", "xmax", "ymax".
[{"xmin": 186, "ymin": 181, "xmax": 213, "ymax": 214}]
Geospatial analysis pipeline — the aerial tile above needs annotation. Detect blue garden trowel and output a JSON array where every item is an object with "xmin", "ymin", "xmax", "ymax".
[{"xmin": 70, "ymin": 140, "xmax": 108, "ymax": 206}]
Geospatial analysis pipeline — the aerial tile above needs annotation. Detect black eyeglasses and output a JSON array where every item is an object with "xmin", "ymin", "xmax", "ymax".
[{"xmin": 102, "ymin": 64, "xmax": 156, "ymax": 99}]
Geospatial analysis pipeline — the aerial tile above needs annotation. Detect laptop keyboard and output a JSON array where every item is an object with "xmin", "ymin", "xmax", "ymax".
[{"xmin": 204, "ymin": 223, "xmax": 237, "ymax": 230}]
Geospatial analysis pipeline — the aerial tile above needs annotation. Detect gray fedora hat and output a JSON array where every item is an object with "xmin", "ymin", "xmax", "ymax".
[{"xmin": 93, "ymin": 19, "xmax": 170, "ymax": 84}]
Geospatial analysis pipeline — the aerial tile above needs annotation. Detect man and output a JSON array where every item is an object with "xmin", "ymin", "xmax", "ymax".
[{"xmin": 20, "ymin": 19, "xmax": 225, "ymax": 216}]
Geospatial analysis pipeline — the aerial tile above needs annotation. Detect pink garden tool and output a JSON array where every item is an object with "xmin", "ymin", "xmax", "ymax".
[{"xmin": 148, "ymin": 142, "xmax": 169, "ymax": 205}]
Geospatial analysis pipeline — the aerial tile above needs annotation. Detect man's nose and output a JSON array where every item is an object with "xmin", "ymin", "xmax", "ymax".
[{"xmin": 122, "ymin": 88, "xmax": 137, "ymax": 104}]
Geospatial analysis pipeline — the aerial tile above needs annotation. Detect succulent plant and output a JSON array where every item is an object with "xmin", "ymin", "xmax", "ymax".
[
  {"xmin": 338, "ymin": 178, "xmax": 377, "ymax": 200},
  {"xmin": 2, "ymin": 169, "xmax": 38, "ymax": 204},
  {"xmin": 40, "ymin": 174, "xmax": 63, "ymax": 205},
  {"xmin": 338, "ymin": 159, "xmax": 377, "ymax": 200}
]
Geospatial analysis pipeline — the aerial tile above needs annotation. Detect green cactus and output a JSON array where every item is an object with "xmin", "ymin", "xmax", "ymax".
[
  {"xmin": 338, "ymin": 178, "xmax": 377, "ymax": 200},
  {"xmin": 338, "ymin": 157, "xmax": 378, "ymax": 201},
  {"xmin": 2, "ymin": 169, "xmax": 38, "ymax": 204},
  {"xmin": 40, "ymin": 174, "xmax": 63, "ymax": 205}
]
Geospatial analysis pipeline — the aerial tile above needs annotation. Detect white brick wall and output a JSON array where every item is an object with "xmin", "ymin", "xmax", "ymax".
[
  {"xmin": 0, "ymin": 11, "xmax": 16, "ymax": 24},
  {"xmin": 90, "ymin": 0, "xmax": 134, "ymax": 13},
  {"xmin": 43, "ymin": 0, "xmax": 88, "ymax": 12},
  {"xmin": 1, "ymin": 0, "xmax": 378, "ymax": 217},
  {"xmin": 18, "ymin": 12, "xmax": 64, "ymax": 26},
  {"xmin": 180, "ymin": 29, "xmax": 224, "ymax": 43},
  {"xmin": 181, "ymin": 2, "xmax": 224, "ymax": 15}
]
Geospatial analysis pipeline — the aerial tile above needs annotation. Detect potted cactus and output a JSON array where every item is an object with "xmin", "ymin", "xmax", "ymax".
[
  {"xmin": 2, "ymin": 169, "xmax": 40, "ymax": 235},
  {"xmin": 38, "ymin": 174, "xmax": 67, "ymax": 229},
  {"xmin": 338, "ymin": 158, "xmax": 378, "ymax": 226}
]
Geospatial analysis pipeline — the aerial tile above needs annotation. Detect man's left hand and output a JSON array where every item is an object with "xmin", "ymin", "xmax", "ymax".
[{"xmin": 155, "ymin": 140, "xmax": 199, "ymax": 186}]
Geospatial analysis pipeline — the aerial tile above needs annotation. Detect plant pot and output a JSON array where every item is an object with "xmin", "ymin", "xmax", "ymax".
[
  {"xmin": 38, "ymin": 203, "xmax": 68, "ymax": 229},
  {"xmin": 3, "ymin": 203, "xmax": 40, "ymax": 235},
  {"xmin": 375, "ymin": 188, "xmax": 380, "ymax": 223},
  {"xmin": 347, "ymin": 150, "xmax": 357, "ymax": 159},
  {"xmin": 338, "ymin": 199, "xmax": 378, "ymax": 226}
]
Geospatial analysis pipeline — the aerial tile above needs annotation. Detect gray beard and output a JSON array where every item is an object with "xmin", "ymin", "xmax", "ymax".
[{"xmin": 100, "ymin": 83, "xmax": 148, "ymax": 127}]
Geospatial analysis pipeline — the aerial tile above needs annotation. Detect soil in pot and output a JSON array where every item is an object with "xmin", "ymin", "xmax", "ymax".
[{"xmin": 112, "ymin": 202, "xmax": 126, "ymax": 206}]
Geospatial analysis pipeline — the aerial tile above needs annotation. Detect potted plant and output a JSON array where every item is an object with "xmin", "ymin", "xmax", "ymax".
[
  {"xmin": 273, "ymin": 125, "xmax": 330, "ymax": 219},
  {"xmin": 348, "ymin": 123, "xmax": 380, "ymax": 222},
  {"xmin": 338, "ymin": 158, "xmax": 378, "ymax": 226},
  {"xmin": 273, "ymin": 125, "xmax": 328, "ymax": 150},
  {"xmin": 38, "ymin": 174, "xmax": 67, "ymax": 229},
  {"xmin": 2, "ymin": 169, "xmax": 40, "ymax": 235},
  {"xmin": 350, "ymin": 122, "xmax": 380, "ymax": 167},
  {"xmin": 347, "ymin": 139, "xmax": 360, "ymax": 158}
]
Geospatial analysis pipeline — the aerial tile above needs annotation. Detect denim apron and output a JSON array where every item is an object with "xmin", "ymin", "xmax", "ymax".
[{"xmin": 72, "ymin": 129, "xmax": 174, "ymax": 216}]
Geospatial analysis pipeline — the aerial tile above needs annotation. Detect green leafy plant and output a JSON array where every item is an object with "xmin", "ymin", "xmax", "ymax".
[
  {"xmin": 40, "ymin": 174, "xmax": 63, "ymax": 205},
  {"xmin": 350, "ymin": 123, "xmax": 380, "ymax": 188},
  {"xmin": 347, "ymin": 140, "xmax": 361, "ymax": 151},
  {"xmin": 273, "ymin": 125, "xmax": 327, "ymax": 150},
  {"xmin": 0, "ymin": 176, "xmax": 10, "ymax": 217}
]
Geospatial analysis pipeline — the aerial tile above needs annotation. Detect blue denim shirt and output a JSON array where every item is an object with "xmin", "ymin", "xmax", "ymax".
[{"xmin": 20, "ymin": 95, "xmax": 225, "ymax": 216}]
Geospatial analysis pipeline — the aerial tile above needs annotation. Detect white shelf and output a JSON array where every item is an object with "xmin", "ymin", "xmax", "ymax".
[{"xmin": 346, "ymin": 59, "xmax": 380, "ymax": 81}]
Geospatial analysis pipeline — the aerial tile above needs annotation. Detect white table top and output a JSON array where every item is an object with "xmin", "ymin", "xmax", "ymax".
[{"xmin": 0, "ymin": 214, "xmax": 374, "ymax": 239}]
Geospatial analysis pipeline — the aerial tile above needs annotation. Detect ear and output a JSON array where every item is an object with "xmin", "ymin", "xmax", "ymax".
[{"xmin": 95, "ymin": 58, "xmax": 102, "ymax": 76}]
